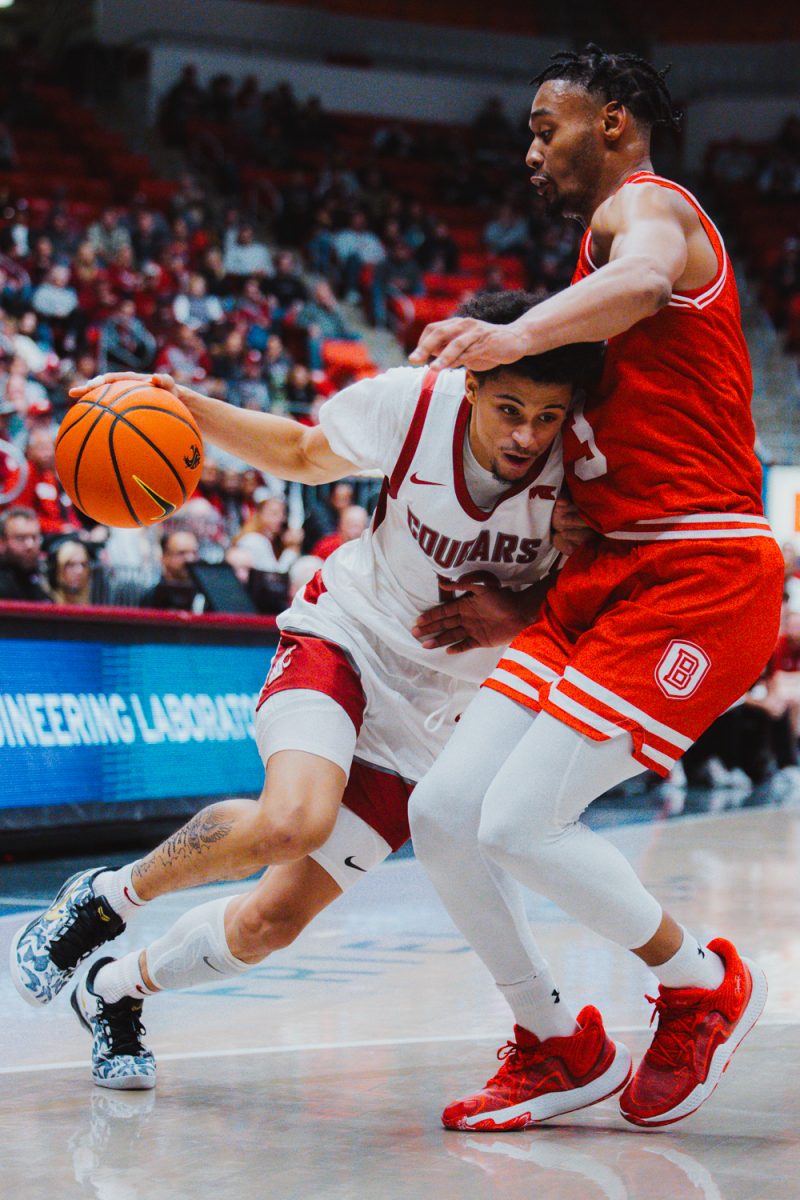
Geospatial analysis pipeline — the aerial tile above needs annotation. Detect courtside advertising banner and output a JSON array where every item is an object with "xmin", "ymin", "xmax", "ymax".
[
  {"xmin": 0, "ymin": 637, "xmax": 275, "ymax": 811},
  {"xmin": 766, "ymin": 465, "xmax": 800, "ymax": 550}
]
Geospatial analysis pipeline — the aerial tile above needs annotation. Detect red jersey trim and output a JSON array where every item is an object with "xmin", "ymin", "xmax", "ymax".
[
  {"xmin": 451, "ymin": 399, "xmax": 552, "ymax": 522},
  {"xmin": 371, "ymin": 477, "xmax": 389, "ymax": 532},
  {"xmin": 302, "ymin": 569, "xmax": 327, "ymax": 605},
  {"xmin": 388, "ymin": 368, "xmax": 438, "ymax": 497}
]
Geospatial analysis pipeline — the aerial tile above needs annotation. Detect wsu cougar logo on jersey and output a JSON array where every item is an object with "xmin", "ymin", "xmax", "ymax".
[
  {"xmin": 655, "ymin": 640, "xmax": 711, "ymax": 699},
  {"xmin": 406, "ymin": 505, "xmax": 542, "ymax": 570},
  {"xmin": 266, "ymin": 644, "xmax": 295, "ymax": 686}
]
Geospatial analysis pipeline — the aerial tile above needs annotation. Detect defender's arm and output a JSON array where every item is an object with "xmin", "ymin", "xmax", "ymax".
[{"xmin": 409, "ymin": 184, "xmax": 689, "ymax": 371}]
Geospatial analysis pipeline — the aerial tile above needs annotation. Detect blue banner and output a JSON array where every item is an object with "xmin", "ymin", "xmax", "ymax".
[{"xmin": 0, "ymin": 638, "xmax": 275, "ymax": 810}]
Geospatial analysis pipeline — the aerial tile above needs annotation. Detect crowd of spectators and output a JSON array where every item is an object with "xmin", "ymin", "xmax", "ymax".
[
  {"xmin": 160, "ymin": 69, "xmax": 580, "ymax": 336},
  {"xmin": 0, "ymin": 67, "xmax": 583, "ymax": 620},
  {"xmin": 3, "ymin": 63, "xmax": 799, "ymax": 792},
  {"xmin": 706, "ymin": 114, "xmax": 800, "ymax": 349}
]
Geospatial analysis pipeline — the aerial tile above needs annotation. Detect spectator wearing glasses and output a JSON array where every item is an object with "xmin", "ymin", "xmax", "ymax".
[{"xmin": 0, "ymin": 506, "xmax": 50, "ymax": 601}]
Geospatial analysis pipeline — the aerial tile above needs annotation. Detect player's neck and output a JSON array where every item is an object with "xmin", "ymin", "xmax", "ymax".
[{"xmin": 584, "ymin": 152, "xmax": 655, "ymax": 224}]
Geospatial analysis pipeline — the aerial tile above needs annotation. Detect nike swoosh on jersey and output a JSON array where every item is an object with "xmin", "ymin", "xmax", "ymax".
[
  {"xmin": 410, "ymin": 472, "xmax": 445, "ymax": 487},
  {"xmin": 132, "ymin": 475, "xmax": 177, "ymax": 519},
  {"xmin": 344, "ymin": 856, "xmax": 367, "ymax": 872},
  {"xmin": 203, "ymin": 956, "xmax": 225, "ymax": 974}
]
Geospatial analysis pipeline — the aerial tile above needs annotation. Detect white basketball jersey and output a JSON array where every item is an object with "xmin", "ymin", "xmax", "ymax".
[{"xmin": 281, "ymin": 366, "xmax": 564, "ymax": 688}]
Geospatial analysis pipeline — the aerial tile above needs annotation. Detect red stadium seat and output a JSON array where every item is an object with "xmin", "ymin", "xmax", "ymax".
[{"xmin": 322, "ymin": 340, "xmax": 377, "ymax": 388}]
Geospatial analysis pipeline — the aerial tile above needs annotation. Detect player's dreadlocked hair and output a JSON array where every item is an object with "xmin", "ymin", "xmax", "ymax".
[{"xmin": 531, "ymin": 44, "xmax": 682, "ymax": 132}]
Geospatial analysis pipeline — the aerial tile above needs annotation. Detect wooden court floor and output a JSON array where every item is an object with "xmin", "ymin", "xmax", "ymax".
[{"xmin": 2, "ymin": 801, "xmax": 799, "ymax": 1200}]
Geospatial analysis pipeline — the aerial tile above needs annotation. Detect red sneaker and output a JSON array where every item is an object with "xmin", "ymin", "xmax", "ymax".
[
  {"xmin": 442, "ymin": 1006, "xmax": 632, "ymax": 1131},
  {"xmin": 620, "ymin": 938, "xmax": 767, "ymax": 1128}
]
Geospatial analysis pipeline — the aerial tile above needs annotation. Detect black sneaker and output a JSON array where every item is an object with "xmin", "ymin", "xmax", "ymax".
[
  {"xmin": 71, "ymin": 957, "xmax": 156, "ymax": 1090},
  {"xmin": 9, "ymin": 868, "xmax": 125, "ymax": 1006}
]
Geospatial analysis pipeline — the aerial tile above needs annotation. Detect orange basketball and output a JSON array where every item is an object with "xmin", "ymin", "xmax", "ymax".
[{"xmin": 55, "ymin": 380, "xmax": 204, "ymax": 527}]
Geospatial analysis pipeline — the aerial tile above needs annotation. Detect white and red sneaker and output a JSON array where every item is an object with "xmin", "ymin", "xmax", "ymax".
[
  {"xmin": 442, "ymin": 1006, "xmax": 632, "ymax": 1131},
  {"xmin": 620, "ymin": 937, "xmax": 767, "ymax": 1128}
]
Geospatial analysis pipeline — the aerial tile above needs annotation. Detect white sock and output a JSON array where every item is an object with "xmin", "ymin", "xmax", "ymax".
[
  {"xmin": 94, "ymin": 950, "xmax": 156, "ymax": 1003},
  {"xmin": 498, "ymin": 970, "xmax": 580, "ymax": 1040},
  {"xmin": 145, "ymin": 895, "xmax": 251, "ymax": 992},
  {"xmin": 651, "ymin": 926, "xmax": 725, "ymax": 990},
  {"xmin": 93, "ymin": 863, "xmax": 147, "ymax": 923}
]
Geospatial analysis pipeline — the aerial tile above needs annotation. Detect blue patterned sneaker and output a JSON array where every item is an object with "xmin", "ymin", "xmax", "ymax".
[
  {"xmin": 71, "ymin": 957, "xmax": 156, "ymax": 1091},
  {"xmin": 9, "ymin": 868, "xmax": 125, "ymax": 1006}
]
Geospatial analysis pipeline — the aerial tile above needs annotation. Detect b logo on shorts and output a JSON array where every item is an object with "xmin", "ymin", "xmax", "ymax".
[{"xmin": 655, "ymin": 640, "xmax": 711, "ymax": 699}]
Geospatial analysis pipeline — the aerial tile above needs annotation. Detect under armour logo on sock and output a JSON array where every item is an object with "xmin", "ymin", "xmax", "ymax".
[{"xmin": 551, "ymin": 989, "xmax": 560, "ymax": 1004}]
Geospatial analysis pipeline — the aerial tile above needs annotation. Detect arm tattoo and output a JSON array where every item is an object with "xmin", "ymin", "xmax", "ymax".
[{"xmin": 134, "ymin": 803, "xmax": 235, "ymax": 882}]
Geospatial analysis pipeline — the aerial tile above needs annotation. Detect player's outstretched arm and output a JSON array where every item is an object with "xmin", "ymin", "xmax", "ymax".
[
  {"xmin": 409, "ymin": 184, "xmax": 688, "ymax": 371},
  {"xmin": 68, "ymin": 372, "xmax": 357, "ymax": 485}
]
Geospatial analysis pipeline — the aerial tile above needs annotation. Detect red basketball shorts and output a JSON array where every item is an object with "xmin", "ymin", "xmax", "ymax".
[
  {"xmin": 257, "ymin": 632, "xmax": 413, "ymax": 851},
  {"xmin": 484, "ymin": 536, "xmax": 784, "ymax": 777}
]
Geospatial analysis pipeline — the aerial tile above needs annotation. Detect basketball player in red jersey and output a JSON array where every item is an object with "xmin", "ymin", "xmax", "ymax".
[{"xmin": 409, "ymin": 46, "xmax": 784, "ymax": 1130}]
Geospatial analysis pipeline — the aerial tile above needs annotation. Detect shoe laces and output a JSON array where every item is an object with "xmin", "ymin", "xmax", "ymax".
[
  {"xmin": 50, "ymin": 899, "xmax": 123, "ymax": 971},
  {"xmin": 486, "ymin": 1037, "xmax": 544, "ymax": 1086},
  {"xmin": 643, "ymin": 992, "xmax": 704, "ymax": 1070},
  {"xmin": 99, "ymin": 998, "xmax": 148, "ymax": 1058}
]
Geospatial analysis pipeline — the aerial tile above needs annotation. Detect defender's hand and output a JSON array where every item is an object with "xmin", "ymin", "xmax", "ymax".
[
  {"xmin": 409, "ymin": 318, "xmax": 528, "ymax": 372},
  {"xmin": 412, "ymin": 581, "xmax": 528, "ymax": 655},
  {"xmin": 551, "ymin": 496, "xmax": 594, "ymax": 556}
]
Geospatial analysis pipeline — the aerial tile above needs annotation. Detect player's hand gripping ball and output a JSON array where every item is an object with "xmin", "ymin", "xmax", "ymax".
[{"xmin": 55, "ymin": 380, "xmax": 204, "ymax": 527}]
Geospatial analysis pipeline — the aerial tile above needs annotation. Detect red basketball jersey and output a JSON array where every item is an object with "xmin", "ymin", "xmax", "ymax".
[{"xmin": 564, "ymin": 171, "xmax": 765, "ymax": 539}]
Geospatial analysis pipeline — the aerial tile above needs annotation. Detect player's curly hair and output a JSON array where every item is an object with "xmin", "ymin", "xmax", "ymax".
[
  {"xmin": 531, "ymin": 43, "xmax": 682, "ymax": 132},
  {"xmin": 457, "ymin": 290, "xmax": 604, "ymax": 387}
]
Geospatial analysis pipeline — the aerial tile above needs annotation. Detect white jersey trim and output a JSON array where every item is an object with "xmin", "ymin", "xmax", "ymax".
[
  {"xmin": 563, "ymin": 667, "xmax": 693, "ymax": 751},
  {"xmin": 585, "ymin": 173, "xmax": 728, "ymax": 312},
  {"xmin": 606, "ymin": 512, "xmax": 774, "ymax": 542}
]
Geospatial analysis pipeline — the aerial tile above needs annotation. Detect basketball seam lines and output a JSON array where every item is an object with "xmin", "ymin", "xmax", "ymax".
[
  {"xmin": 54, "ymin": 382, "xmax": 113, "ymax": 451},
  {"xmin": 69, "ymin": 387, "xmax": 192, "ymax": 523},
  {"xmin": 72, "ymin": 409, "xmax": 113, "ymax": 514},
  {"xmin": 107, "ymin": 415, "xmax": 141, "ymax": 526},
  {"xmin": 68, "ymin": 385, "xmax": 146, "ymax": 521},
  {"xmin": 107, "ymin": 411, "xmax": 189, "ymax": 506}
]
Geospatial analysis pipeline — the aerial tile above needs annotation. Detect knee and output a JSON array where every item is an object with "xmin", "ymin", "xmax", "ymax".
[
  {"xmin": 477, "ymin": 800, "xmax": 520, "ymax": 867},
  {"xmin": 251, "ymin": 794, "xmax": 335, "ymax": 865},
  {"xmin": 408, "ymin": 778, "xmax": 451, "ymax": 857},
  {"xmin": 477, "ymin": 780, "xmax": 547, "ymax": 867},
  {"xmin": 227, "ymin": 894, "xmax": 306, "ymax": 961}
]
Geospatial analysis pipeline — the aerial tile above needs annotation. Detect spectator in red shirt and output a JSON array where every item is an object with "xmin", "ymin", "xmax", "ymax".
[
  {"xmin": 107, "ymin": 244, "xmax": 143, "ymax": 298},
  {"xmin": 16, "ymin": 426, "xmax": 82, "ymax": 536},
  {"xmin": 71, "ymin": 241, "xmax": 107, "ymax": 311},
  {"xmin": 155, "ymin": 324, "xmax": 211, "ymax": 384},
  {"xmin": 311, "ymin": 504, "xmax": 368, "ymax": 560}
]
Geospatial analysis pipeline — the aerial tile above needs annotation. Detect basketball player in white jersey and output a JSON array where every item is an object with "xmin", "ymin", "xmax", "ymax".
[{"xmin": 11, "ymin": 291, "xmax": 604, "ymax": 1089}]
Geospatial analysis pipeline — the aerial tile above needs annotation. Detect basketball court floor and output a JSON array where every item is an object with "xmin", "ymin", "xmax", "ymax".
[{"xmin": 2, "ymin": 787, "xmax": 799, "ymax": 1200}]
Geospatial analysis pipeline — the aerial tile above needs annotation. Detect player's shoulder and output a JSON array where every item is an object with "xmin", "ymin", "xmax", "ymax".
[
  {"xmin": 596, "ymin": 174, "xmax": 696, "ymax": 233},
  {"xmin": 376, "ymin": 364, "xmax": 465, "ymax": 397}
]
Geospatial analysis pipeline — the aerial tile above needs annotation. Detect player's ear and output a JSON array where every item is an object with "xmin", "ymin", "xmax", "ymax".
[
  {"xmin": 464, "ymin": 370, "xmax": 479, "ymax": 408},
  {"xmin": 601, "ymin": 100, "xmax": 626, "ymax": 142}
]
